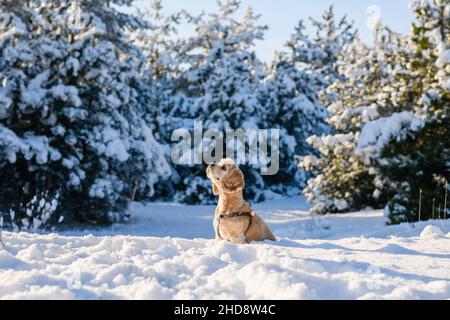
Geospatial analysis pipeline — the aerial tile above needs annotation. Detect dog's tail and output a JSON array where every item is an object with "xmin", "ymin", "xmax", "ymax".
[{"xmin": 266, "ymin": 229, "xmax": 277, "ymax": 241}]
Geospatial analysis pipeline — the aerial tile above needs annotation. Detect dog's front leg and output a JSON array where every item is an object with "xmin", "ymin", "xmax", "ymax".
[
  {"xmin": 238, "ymin": 233, "xmax": 247, "ymax": 244},
  {"xmin": 213, "ymin": 217, "xmax": 221, "ymax": 241}
]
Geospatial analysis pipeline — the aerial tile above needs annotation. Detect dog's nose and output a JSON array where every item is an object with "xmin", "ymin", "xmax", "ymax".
[{"xmin": 210, "ymin": 163, "xmax": 215, "ymax": 167}]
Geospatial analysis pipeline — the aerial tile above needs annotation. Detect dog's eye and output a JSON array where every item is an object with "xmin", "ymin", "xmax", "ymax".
[{"xmin": 220, "ymin": 165, "xmax": 227, "ymax": 171}]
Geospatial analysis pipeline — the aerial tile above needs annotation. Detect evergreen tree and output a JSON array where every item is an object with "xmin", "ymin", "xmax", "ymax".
[
  {"xmin": 260, "ymin": 51, "xmax": 328, "ymax": 195},
  {"xmin": 301, "ymin": 26, "xmax": 405, "ymax": 214},
  {"xmin": 0, "ymin": 0, "xmax": 170, "ymax": 229},
  {"xmin": 165, "ymin": 0, "xmax": 269, "ymax": 203},
  {"xmin": 260, "ymin": 6, "xmax": 356, "ymax": 196},
  {"xmin": 359, "ymin": 0, "xmax": 449, "ymax": 224},
  {"xmin": 289, "ymin": 6, "xmax": 357, "ymax": 92},
  {"xmin": 132, "ymin": 0, "xmax": 185, "ymax": 199}
]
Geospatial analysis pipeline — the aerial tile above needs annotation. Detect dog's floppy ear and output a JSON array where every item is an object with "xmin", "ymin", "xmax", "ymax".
[
  {"xmin": 221, "ymin": 167, "xmax": 245, "ymax": 193},
  {"xmin": 212, "ymin": 182, "xmax": 220, "ymax": 196}
]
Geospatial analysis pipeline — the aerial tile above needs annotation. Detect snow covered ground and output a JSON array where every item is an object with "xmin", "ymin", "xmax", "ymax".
[{"xmin": 1, "ymin": 197, "xmax": 449, "ymax": 299}]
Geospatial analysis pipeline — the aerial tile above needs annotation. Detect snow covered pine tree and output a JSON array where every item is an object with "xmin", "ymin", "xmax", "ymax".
[
  {"xmin": 260, "ymin": 28, "xmax": 327, "ymax": 195},
  {"xmin": 160, "ymin": 0, "xmax": 269, "ymax": 204},
  {"xmin": 131, "ymin": 0, "xmax": 185, "ymax": 200},
  {"xmin": 260, "ymin": 5, "xmax": 357, "ymax": 197},
  {"xmin": 359, "ymin": 0, "xmax": 450, "ymax": 224},
  {"xmin": 0, "ymin": 0, "xmax": 170, "ymax": 229},
  {"xmin": 301, "ymin": 27, "xmax": 408, "ymax": 215}
]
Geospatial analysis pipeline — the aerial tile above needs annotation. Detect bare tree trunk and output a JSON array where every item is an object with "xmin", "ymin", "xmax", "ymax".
[
  {"xmin": 432, "ymin": 198, "xmax": 435, "ymax": 220},
  {"xmin": 130, "ymin": 181, "xmax": 139, "ymax": 234},
  {"xmin": 418, "ymin": 189, "xmax": 422, "ymax": 221},
  {"xmin": 445, "ymin": 181, "xmax": 448, "ymax": 220},
  {"xmin": 0, "ymin": 217, "xmax": 5, "ymax": 248}
]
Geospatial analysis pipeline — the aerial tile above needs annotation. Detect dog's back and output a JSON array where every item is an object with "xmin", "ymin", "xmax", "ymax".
[{"xmin": 245, "ymin": 215, "xmax": 276, "ymax": 242}]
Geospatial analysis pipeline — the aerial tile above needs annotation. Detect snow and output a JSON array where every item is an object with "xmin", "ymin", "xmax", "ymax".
[
  {"xmin": 1, "ymin": 197, "xmax": 449, "ymax": 300},
  {"xmin": 51, "ymin": 85, "xmax": 82, "ymax": 107},
  {"xmin": 420, "ymin": 225, "xmax": 444, "ymax": 239},
  {"xmin": 0, "ymin": 87, "xmax": 12, "ymax": 118},
  {"xmin": 0, "ymin": 125, "xmax": 61, "ymax": 164},
  {"xmin": 22, "ymin": 70, "xmax": 49, "ymax": 107},
  {"xmin": 358, "ymin": 111, "xmax": 425, "ymax": 150}
]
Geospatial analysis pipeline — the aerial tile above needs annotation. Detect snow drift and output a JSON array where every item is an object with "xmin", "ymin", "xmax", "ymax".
[{"xmin": 0, "ymin": 199, "xmax": 449, "ymax": 300}]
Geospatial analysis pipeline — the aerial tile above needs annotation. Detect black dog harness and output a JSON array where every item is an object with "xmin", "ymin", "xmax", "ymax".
[{"xmin": 216, "ymin": 211, "xmax": 253, "ymax": 241}]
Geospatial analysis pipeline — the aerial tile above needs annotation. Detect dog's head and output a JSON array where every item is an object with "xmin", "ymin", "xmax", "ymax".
[{"xmin": 206, "ymin": 158, "xmax": 245, "ymax": 195}]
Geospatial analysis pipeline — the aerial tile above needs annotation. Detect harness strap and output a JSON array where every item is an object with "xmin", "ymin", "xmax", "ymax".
[{"xmin": 216, "ymin": 211, "xmax": 253, "ymax": 241}]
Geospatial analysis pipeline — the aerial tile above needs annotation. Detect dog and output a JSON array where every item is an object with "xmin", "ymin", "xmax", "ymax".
[{"xmin": 206, "ymin": 158, "xmax": 276, "ymax": 244}]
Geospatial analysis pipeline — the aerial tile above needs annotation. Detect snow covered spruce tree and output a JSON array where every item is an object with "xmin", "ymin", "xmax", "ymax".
[
  {"xmin": 294, "ymin": 5, "xmax": 357, "ymax": 95},
  {"xmin": 163, "ymin": 0, "xmax": 269, "ymax": 203},
  {"xmin": 300, "ymin": 26, "xmax": 406, "ymax": 214},
  {"xmin": 131, "ymin": 0, "xmax": 185, "ymax": 199},
  {"xmin": 259, "ymin": 40, "xmax": 328, "ymax": 194},
  {"xmin": 0, "ymin": 0, "xmax": 170, "ymax": 229},
  {"xmin": 260, "ymin": 7, "xmax": 356, "ymax": 199},
  {"xmin": 358, "ymin": 0, "xmax": 450, "ymax": 224}
]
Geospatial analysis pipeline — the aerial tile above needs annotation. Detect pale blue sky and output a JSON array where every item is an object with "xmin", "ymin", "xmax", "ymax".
[{"xmin": 133, "ymin": 0, "xmax": 415, "ymax": 62}]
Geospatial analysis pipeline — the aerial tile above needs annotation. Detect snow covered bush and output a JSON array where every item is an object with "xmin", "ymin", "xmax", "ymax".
[
  {"xmin": 8, "ymin": 192, "xmax": 61, "ymax": 231},
  {"xmin": 0, "ymin": 0, "xmax": 170, "ymax": 228}
]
